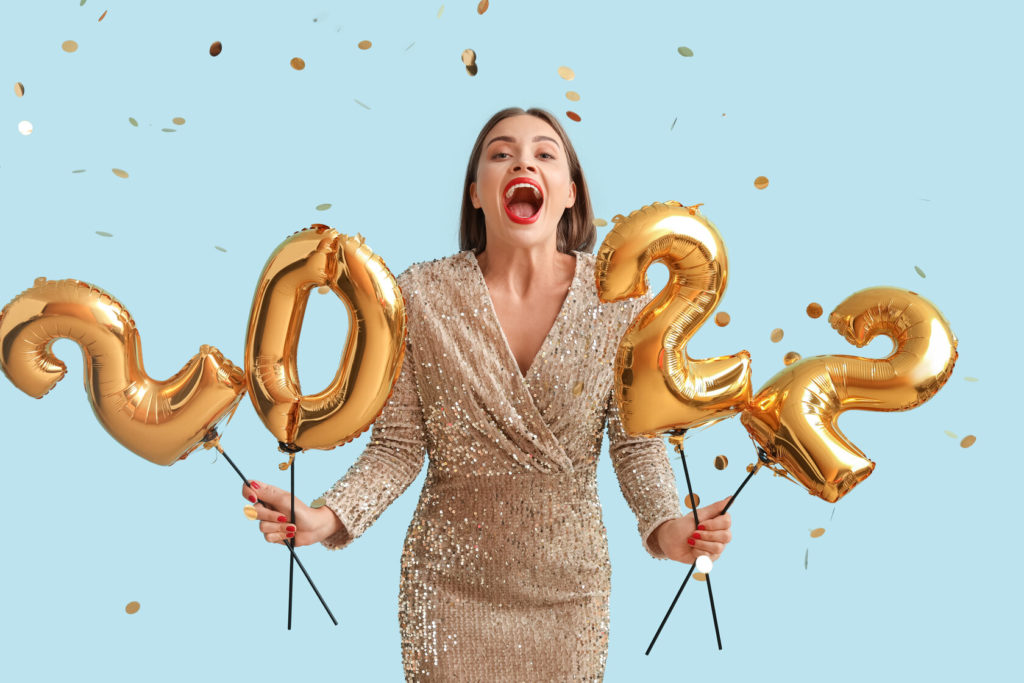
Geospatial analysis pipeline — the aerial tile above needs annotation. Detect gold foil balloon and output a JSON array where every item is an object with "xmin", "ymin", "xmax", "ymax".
[
  {"xmin": 596, "ymin": 202, "xmax": 752, "ymax": 437},
  {"xmin": 0, "ymin": 279, "xmax": 246, "ymax": 466},
  {"xmin": 741, "ymin": 287, "xmax": 958, "ymax": 503},
  {"xmin": 245, "ymin": 225, "xmax": 407, "ymax": 451}
]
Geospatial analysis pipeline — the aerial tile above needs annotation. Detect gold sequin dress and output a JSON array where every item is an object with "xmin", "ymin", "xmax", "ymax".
[{"xmin": 320, "ymin": 250, "xmax": 684, "ymax": 681}]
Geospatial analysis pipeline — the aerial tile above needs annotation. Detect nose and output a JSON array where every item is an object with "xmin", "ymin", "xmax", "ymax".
[{"xmin": 512, "ymin": 161, "xmax": 537, "ymax": 173}]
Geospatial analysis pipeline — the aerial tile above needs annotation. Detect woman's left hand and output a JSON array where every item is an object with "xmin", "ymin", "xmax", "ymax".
[{"xmin": 655, "ymin": 496, "xmax": 733, "ymax": 565}]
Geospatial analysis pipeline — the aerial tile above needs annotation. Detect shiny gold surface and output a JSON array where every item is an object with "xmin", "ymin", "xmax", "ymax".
[
  {"xmin": 124, "ymin": 601, "xmax": 140, "ymax": 614},
  {"xmin": 558, "ymin": 65, "xmax": 575, "ymax": 80},
  {"xmin": 714, "ymin": 454, "xmax": 728, "ymax": 470},
  {"xmin": 596, "ymin": 201, "xmax": 752, "ymax": 436},
  {"xmin": 960, "ymin": 435, "xmax": 976, "ymax": 448},
  {"xmin": 806, "ymin": 302, "xmax": 823, "ymax": 318},
  {"xmin": 810, "ymin": 527, "xmax": 825, "ymax": 538},
  {"xmin": 754, "ymin": 176, "xmax": 769, "ymax": 189},
  {"xmin": 0, "ymin": 279, "xmax": 246, "ymax": 466},
  {"xmin": 741, "ymin": 287, "xmax": 958, "ymax": 502},
  {"xmin": 244, "ymin": 225, "xmax": 407, "ymax": 450},
  {"xmin": 243, "ymin": 505, "xmax": 258, "ymax": 520},
  {"xmin": 783, "ymin": 351, "xmax": 801, "ymax": 365}
]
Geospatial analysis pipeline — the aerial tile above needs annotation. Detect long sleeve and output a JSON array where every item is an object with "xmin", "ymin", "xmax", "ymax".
[
  {"xmin": 320, "ymin": 274, "xmax": 428, "ymax": 551},
  {"xmin": 605, "ymin": 292, "xmax": 685, "ymax": 560}
]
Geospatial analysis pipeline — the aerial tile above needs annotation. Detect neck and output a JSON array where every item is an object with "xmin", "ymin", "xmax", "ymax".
[{"xmin": 475, "ymin": 236, "xmax": 574, "ymax": 299}]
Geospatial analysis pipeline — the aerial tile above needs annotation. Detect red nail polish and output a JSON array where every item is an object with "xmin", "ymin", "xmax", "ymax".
[
  {"xmin": 691, "ymin": 533, "xmax": 701, "ymax": 540},
  {"xmin": 248, "ymin": 495, "xmax": 257, "ymax": 503},
  {"xmin": 688, "ymin": 538, "xmax": 696, "ymax": 545},
  {"xmin": 277, "ymin": 516, "xmax": 287, "ymax": 523},
  {"xmin": 286, "ymin": 532, "xmax": 294, "ymax": 538},
  {"xmin": 286, "ymin": 525, "xmax": 296, "ymax": 532},
  {"xmin": 250, "ymin": 481, "xmax": 260, "ymax": 490},
  {"xmin": 697, "ymin": 524, "xmax": 706, "ymax": 531}
]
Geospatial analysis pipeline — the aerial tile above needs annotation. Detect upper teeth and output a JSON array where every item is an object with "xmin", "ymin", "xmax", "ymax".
[{"xmin": 505, "ymin": 183, "xmax": 542, "ymax": 200}]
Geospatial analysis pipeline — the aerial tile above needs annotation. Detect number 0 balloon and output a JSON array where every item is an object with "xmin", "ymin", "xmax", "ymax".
[{"xmin": 245, "ymin": 225, "xmax": 407, "ymax": 452}]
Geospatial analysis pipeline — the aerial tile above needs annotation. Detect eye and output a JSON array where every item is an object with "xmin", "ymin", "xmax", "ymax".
[
  {"xmin": 539, "ymin": 152, "xmax": 555, "ymax": 159},
  {"xmin": 492, "ymin": 152, "xmax": 510, "ymax": 159}
]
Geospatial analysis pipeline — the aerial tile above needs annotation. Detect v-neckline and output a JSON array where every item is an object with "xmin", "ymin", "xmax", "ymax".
[{"xmin": 465, "ymin": 249, "xmax": 581, "ymax": 381}]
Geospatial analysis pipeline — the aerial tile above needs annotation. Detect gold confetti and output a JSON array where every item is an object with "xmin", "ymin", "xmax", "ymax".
[
  {"xmin": 746, "ymin": 463, "xmax": 755, "ymax": 473},
  {"xmin": 209, "ymin": 41, "xmax": 223, "ymax": 57},
  {"xmin": 593, "ymin": 218, "xmax": 607, "ymax": 227},
  {"xmin": 693, "ymin": 572, "xmax": 706, "ymax": 581},
  {"xmin": 784, "ymin": 351, "xmax": 801, "ymax": 365},
  {"xmin": 960, "ymin": 435, "xmax": 976, "ymax": 448},
  {"xmin": 214, "ymin": 245, "xmax": 227, "ymax": 252},
  {"xmin": 572, "ymin": 381, "xmax": 584, "ymax": 396},
  {"xmin": 566, "ymin": 91, "xmax": 580, "ymax": 102},
  {"xmin": 112, "ymin": 168, "xmax": 129, "ymax": 178},
  {"xmin": 557, "ymin": 65, "xmax": 575, "ymax": 80},
  {"xmin": 128, "ymin": 117, "xmax": 138, "ymax": 127},
  {"xmin": 98, "ymin": 10, "xmax": 107, "ymax": 21},
  {"xmin": 172, "ymin": 117, "xmax": 185, "ymax": 125},
  {"xmin": 72, "ymin": 169, "xmax": 86, "ymax": 173},
  {"xmin": 810, "ymin": 527, "xmax": 825, "ymax": 538},
  {"xmin": 14, "ymin": 82, "xmax": 24, "ymax": 97},
  {"xmin": 161, "ymin": 128, "xmax": 175, "ymax": 133},
  {"xmin": 914, "ymin": 266, "xmax": 926, "ymax": 278},
  {"xmin": 714, "ymin": 455, "xmax": 728, "ymax": 470},
  {"xmin": 290, "ymin": 57, "xmax": 305, "ymax": 70},
  {"xmin": 677, "ymin": 46, "xmax": 693, "ymax": 57},
  {"xmin": 462, "ymin": 49, "xmax": 476, "ymax": 66},
  {"xmin": 316, "ymin": 203, "xmax": 332, "ymax": 211},
  {"xmin": 437, "ymin": 4, "xmax": 444, "ymax": 18},
  {"xmin": 95, "ymin": 231, "xmax": 112, "ymax": 237},
  {"xmin": 62, "ymin": 40, "xmax": 79, "ymax": 53},
  {"xmin": 754, "ymin": 176, "xmax": 769, "ymax": 189},
  {"xmin": 477, "ymin": 0, "xmax": 489, "ymax": 14},
  {"xmin": 125, "ymin": 601, "xmax": 140, "ymax": 614},
  {"xmin": 317, "ymin": 286, "xmax": 330, "ymax": 295},
  {"xmin": 683, "ymin": 493, "xmax": 700, "ymax": 509},
  {"xmin": 310, "ymin": 496, "xmax": 326, "ymax": 508},
  {"xmin": 358, "ymin": 40, "xmax": 372, "ymax": 50},
  {"xmin": 806, "ymin": 302, "xmax": 823, "ymax": 318},
  {"xmin": 770, "ymin": 328, "xmax": 784, "ymax": 343},
  {"xmin": 465, "ymin": 63, "xmax": 478, "ymax": 76},
  {"xmin": 943, "ymin": 430, "xmax": 958, "ymax": 438},
  {"xmin": 18, "ymin": 120, "xmax": 33, "ymax": 135},
  {"xmin": 670, "ymin": 117, "xmax": 677, "ymax": 130},
  {"xmin": 714, "ymin": 312, "xmax": 730, "ymax": 327},
  {"xmin": 354, "ymin": 99, "xmax": 370, "ymax": 110},
  {"xmin": 965, "ymin": 377, "xmax": 978, "ymax": 382},
  {"xmin": 566, "ymin": 111, "xmax": 581, "ymax": 122},
  {"xmin": 243, "ymin": 505, "xmax": 258, "ymax": 520},
  {"xmin": 80, "ymin": 0, "xmax": 86, "ymax": 5}
]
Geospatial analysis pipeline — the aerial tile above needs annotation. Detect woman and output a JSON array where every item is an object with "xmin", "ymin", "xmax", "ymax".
[{"xmin": 243, "ymin": 107, "xmax": 733, "ymax": 681}]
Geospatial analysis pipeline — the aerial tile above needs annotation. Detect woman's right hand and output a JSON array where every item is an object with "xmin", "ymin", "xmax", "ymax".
[{"xmin": 242, "ymin": 480, "xmax": 343, "ymax": 547}]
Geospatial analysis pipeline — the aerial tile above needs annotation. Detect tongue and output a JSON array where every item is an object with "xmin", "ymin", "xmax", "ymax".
[{"xmin": 509, "ymin": 201, "xmax": 536, "ymax": 218}]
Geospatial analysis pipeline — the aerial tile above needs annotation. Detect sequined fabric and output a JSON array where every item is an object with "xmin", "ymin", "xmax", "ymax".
[{"xmin": 321, "ymin": 250, "xmax": 684, "ymax": 681}]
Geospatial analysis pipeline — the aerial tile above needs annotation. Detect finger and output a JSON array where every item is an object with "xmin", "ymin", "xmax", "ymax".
[
  {"xmin": 692, "ymin": 510, "xmax": 731, "ymax": 531},
  {"xmin": 263, "ymin": 527, "xmax": 297, "ymax": 544},
  {"xmin": 259, "ymin": 520, "xmax": 297, "ymax": 535},
  {"xmin": 241, "ymin": 480, "xmax": 261, "ymax": 504},
  {"xmin": 252, "ymin": 505, "xmax": 292, "ymax": 523},
  {"xmin": 250, "ymin": 482, "xmax": 302, "ymax": 512},
  {"xmin": 688, "ymin": 537, "xmax": 726, "ymax": 558}
]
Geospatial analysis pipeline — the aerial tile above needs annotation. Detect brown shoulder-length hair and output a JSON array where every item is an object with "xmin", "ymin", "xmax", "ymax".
[{"xmin": 459, "ymin": 107, "xmax": 596, "ymax": 255}]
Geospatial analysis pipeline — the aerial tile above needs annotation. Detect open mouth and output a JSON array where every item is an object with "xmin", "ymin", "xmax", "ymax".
[{"xmin": 502, "ymin": 179, "xmax": 543, "ymax": 224}]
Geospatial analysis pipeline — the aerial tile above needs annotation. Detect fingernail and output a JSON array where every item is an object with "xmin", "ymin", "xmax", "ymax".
[
  {"xmin": 248, "ymin": 495, "xmax": 257, "ymax": 503},
  {"xmin": 277, "ymin": 516, "xmax": 287, "ymax": 523},
  {"xmin": 250, "ymin": 481, "xmax": 260, "ymax": 490},
  {"xmin": 688, "ymin": 538, "xmax": 696, "ymax": 545},
  {"xmin": 286, "ymin": 532, "xmax": 295, "ymax": 538},
  {"xmin": 691, "ymin": 533, "xmax": 701, "ymax": 540},
  {"xmin": 286, "ymin": 525, "xmax": 296, "ymax": 532},
  {"xmin": 697, "ymin": 524, "xmax": 706, "ymax": 530}
]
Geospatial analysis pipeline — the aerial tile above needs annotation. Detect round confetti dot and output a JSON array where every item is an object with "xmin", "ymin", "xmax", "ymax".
[
  {"xmin": 17, "ymin": 120, "xmax": 33, "ymax": 135},
  {"xmin": 593, "ymin": 218, "xmax": 607, "ymax": 227},
  {"xmin": 784, "ymin": 351, "xmax": 801, "ymax": 366},
  {"xmin": 310, "ymin": 496, "xmax": 326, "ymax": 508},
  {"xmin": 172, "ymin": 117, "xmax": 185, "ymax": 125},
  {"xmin": 714, "ymin": 454, "xmax": 728, "ymax": 470},
  {"xmin": 358, "ymin": 40, "xmax": 372, "ymax": 50},
  {"xmin": 95, "ymin": 231, "xmax": 113, "ymax": 237},
  {"xmin": 566, "ymin": 91, "xmax": 580, "ymax": 102},
  {"xmin": 14, "ymin": 82, "xmax": 24, "ymax": 97},
  {"xmin": 210, "ymin": 41, "xmax": 223, "ymax": 57},
  {"xmin": 914, "ymin": 266, "xmax": 926, "ymax": 278},
  {"xmin": 317, "ymin": 286, "xmax": 330, "ymax": 295},
  {"xmin": 683, "ymin": 493, "xmax": 700, "ymax": 509},
  {"xmin": 243, "ymin": 505, "xmax": 258, "ymax": 520},
  {"xmin": 770, "ymin": 328, "xmax": 784, "ymax": 343},
  {"xmin": 477, "ymin": 0, "xmax": 489, "ymax": 14},
  {"xmin": 557, "ymin": 65, "xmax": 575, "ymax": 80},
  {"xmin": 125, "ymin": 601, "xmax": 140, "ymax": 614},
  {"xmin": 746, "ymin": 463, "xmax": 756, "ymax": 473},
  {"xmin": 572, "ymin": 381, "xmax": 584, "ymax": 396},
  {"xmin": 462, "ymin": 49, "xmax": 476, "ymax": 66},
  {"xmin": 290, "ymin": 57, "xmax": 305, "ymax": 70},
  {"xmin": 714, "ymin": 312, "xmax": 730, "ymax": 327},
  {"xmin": 695, "ymin": 555, "xmax": 713, "ymax": 573},
  {"xmin": 806, "ymin": 302, "xmax": 823, "ymax": 318},
  {"xmin": 566, "ymin": 111, "xmax": 581, "ymax": 122},
  {"xmin": 754, "ymin": 176, "xmax": 769, "ymax": 189},
  {"xmin": 315, "ymin": 203, "xmax": 332, "ymax": 211},
  {"xmin": 128, "ymin": 117, "xmax": 138, "ymax": 127},
  {"xmin": 960, "ymin": 435, "xmax": 976, "ymax": 448},
  {"xmin": 62, "ymin": 40, "xmax": 79, "ymax": 53},
  {"xmin": 112, "ymin": 168, "xmax": 129, "ymax": 178},
  {"xmin": 810, "ymin": 528, "xmax": 825, "ymax": 538},
  {"xmin": 677, "ymin": 46, "xmax": 693, "ymax": 57},
  {"xmin": 693, "ymin": 572, "xmax": 706, "ymax": 582}
]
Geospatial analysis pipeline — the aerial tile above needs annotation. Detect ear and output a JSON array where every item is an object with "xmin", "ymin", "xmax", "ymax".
[
  {"xmin": 565, "ymin": 181, "xmax": 577, "ymax": 209},
  {"xmin": 469, "ymin": 181, "xmax": 480, "ymax": 209}
]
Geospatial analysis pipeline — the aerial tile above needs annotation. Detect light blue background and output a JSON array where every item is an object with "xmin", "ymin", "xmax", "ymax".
[{"xmin": 1, "ymin": 1, "xmax": 1019, "ymax": 680}]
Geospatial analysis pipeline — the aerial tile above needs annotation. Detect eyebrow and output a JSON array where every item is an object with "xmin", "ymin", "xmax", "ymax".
[{"xmin": 485, "ymin": 135, "xmax": 562, "ymax": 150}]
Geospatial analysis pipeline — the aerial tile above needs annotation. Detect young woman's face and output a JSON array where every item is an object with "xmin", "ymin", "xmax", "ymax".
[{"xmin": 469, "ymin": 115, "xmax": 576, "ymax": 248}]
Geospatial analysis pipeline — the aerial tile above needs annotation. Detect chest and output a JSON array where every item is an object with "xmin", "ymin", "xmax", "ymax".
[{"xmin": 488, "ymin": 289, "xmax": 568, "ymax": 376}]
